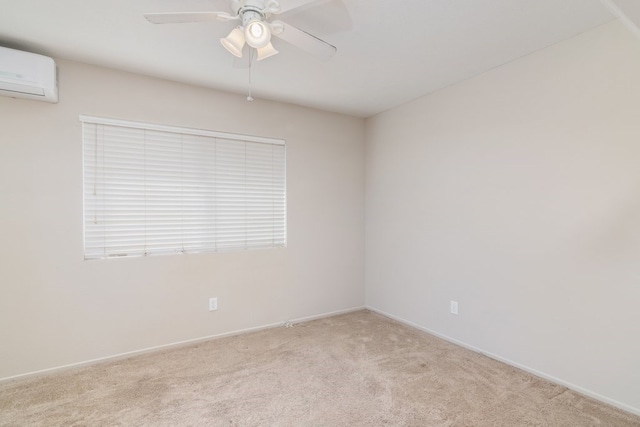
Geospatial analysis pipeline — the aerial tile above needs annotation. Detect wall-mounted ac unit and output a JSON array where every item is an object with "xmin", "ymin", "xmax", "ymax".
[{"xmin": 0, "ymin": 46, "xmax": 58, "ymax": 103}]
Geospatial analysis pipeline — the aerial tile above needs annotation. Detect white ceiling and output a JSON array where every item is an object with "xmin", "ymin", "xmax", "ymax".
[{"xmin": 0, "ymin": 0, "xmax": 616, "ymax": 117}]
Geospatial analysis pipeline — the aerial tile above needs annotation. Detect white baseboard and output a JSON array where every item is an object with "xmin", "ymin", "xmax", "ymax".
[
  {"xmin": 0, "ymin": 305, "xmax": 366, "ymax": 384},
  {"xmin": 366, "ymin": 306, "xmax": 640, "ymax": 417}
]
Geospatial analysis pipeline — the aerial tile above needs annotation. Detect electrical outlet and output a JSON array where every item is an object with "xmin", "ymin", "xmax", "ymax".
[
  {"xmin": 450, "ymin": 300, "xmax": 458, "ymax": 315},
  {"xmin": 209, "ymin": 297, "xmax": 218, "ymax": 311}
]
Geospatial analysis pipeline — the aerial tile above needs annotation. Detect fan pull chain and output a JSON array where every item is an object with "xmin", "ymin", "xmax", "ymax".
[{"xmin": 247, "ymin": 49, "xmax": 254, "ymax": 102}]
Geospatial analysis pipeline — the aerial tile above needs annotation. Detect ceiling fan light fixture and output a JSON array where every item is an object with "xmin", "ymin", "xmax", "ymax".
[
  {"xmin": 220, "ymin": 27, "xmax": 245, "ymax": 58},
  {"xmin": 256, "ymin": 42, "xmax": 279, "ymax": 61},
  {"xmin": 244, "ymin": 19, "xmax": 271, "ymax": 49}
]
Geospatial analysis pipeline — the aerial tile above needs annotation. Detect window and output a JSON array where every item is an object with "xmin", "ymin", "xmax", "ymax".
[{"xmin": 81, "ymin": 115, "xmax": 286, "ymax": 260}]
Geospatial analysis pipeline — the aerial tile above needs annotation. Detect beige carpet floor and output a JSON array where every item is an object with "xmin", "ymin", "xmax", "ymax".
[{"xmin": 1, "ymin": 310, "xmax": 639, "ymax": 426}]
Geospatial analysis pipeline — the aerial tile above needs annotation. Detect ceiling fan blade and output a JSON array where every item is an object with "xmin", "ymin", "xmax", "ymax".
[
  {"xmin": 271, "ymin": 20, "xmax": 336, "ymax": 60},
  {"xmin": 270, "ymin": 0, "xmax": 330, "ymax": 15},
  {"xmin": 279, "ymin": 0, "xmax": 352, "ymax": 35},
  {"xmin": 144, "ymin": 11, "xmax": 236, "ymax": 24}
]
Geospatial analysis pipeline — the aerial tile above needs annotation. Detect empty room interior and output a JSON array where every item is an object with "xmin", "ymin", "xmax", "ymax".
[{"xmin": 1, "ymin": 0, "xmax": 640, "ymax": 425}]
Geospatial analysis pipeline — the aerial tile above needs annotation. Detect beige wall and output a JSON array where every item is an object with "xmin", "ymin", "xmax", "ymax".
[
  {"xmin": 0, "ymin": 59, "xmax": 365, "ymax": 378},
  {"xmin": 365, "ymin": 21, "xmax": 640, "ymax": 414}
]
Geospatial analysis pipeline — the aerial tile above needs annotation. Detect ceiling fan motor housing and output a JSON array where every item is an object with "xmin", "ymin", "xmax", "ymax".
[{"xmin": 231, "ymin": 0, "xmax": 281, "ymax": 15}]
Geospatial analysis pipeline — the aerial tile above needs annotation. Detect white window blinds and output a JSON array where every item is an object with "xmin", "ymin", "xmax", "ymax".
[{"xmin": 81, "ymin": 115, "xmax": 286, "ymax": 260}]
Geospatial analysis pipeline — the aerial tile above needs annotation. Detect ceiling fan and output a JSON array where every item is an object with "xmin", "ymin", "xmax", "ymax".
[{"xmin": 144, "ymin": 0, "xmax": 337, "ymax": 62}]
